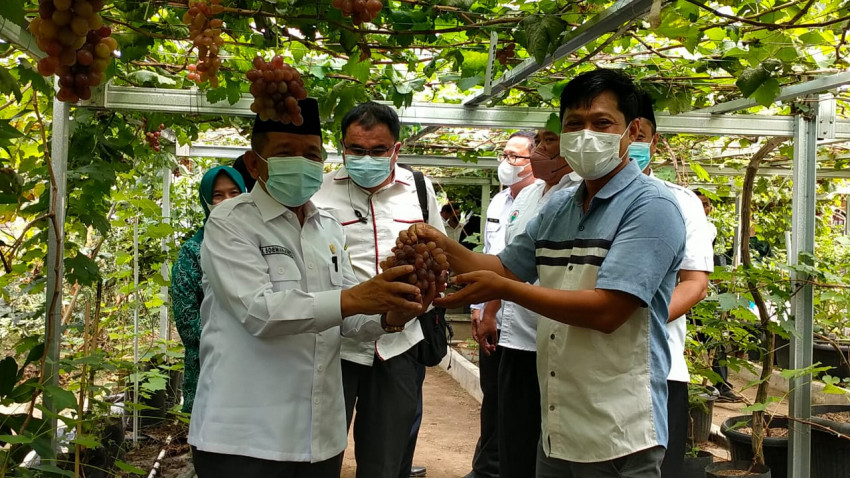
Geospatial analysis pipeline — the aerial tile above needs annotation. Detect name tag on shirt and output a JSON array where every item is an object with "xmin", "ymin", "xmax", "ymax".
[
  {"xmin": 260, "ymin": 245, "xmax": 295, "ymax": 259},
  {"xmin": 487, "ymin": 218, "xmax": 500, "ymax": 224}
]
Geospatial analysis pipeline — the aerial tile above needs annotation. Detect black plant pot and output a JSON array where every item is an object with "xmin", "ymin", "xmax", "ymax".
[
  {"xmin": 705, "ymin": 461, "xmax": 771, "ymax": 477},
  {"xmin": 688, "ymin": 386, "xmax": 718, "ymax": 444},
  {"xmin": 721, "ymin": 416, "xmax": 788, "ymax": 478},
  {"xmin": 810, "ymin": 404, "xmax": 850, "ymax": 478},
  {"xmin": 682, "ymin": 450, "xmax": 713, "ymax": 478},
  {"xmin": 775, "ymin": 335, "xmax": 790, "ymax": 369},
  {"xmin": 813, "ymin": 340, "xmax": 850, "ymax": 379}
]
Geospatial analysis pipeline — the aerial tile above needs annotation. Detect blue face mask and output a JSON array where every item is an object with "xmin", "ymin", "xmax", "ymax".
[
  {"xmin": 258, "ymin": 155, "xmax": 324, "ymax": 207},
  {"xmin": 345, "ymin": 154, "xmax": 392, "ymax": 188},
  {"xmin": 628, "ymin": 142, "xmax": 652, "ymax": 171}
]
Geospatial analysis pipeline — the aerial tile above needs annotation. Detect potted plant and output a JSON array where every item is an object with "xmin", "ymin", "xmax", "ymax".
[
  {"xmin": 687, "ymin": 383, "xmax": 719, "ymax": 444},
  {"xmin": 682, "ymin": 446, "xmax": 714, "ymax": 478},
  {"xmin": 809, "ymin": 403, "xmax": 850, "ymax": 477}
]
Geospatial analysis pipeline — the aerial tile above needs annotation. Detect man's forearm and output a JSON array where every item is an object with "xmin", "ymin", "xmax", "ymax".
[
  {"xmin": 668, "ymin": 270, "xmax": 710, "ymax": 322},
  {"xmin": 501, "ymin": 280, "xmax": 641, "ymax": 334}
]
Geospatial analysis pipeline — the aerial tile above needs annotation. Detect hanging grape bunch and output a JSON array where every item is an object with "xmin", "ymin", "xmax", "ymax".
[
  {"xmin": 29, "ymin": 0, "xmax": 116, "ymax": 103},
  {"xmin": 332, "ymin": 0, "xmax": 383, "ymax": 25},
  {"xmin": 495, "ymin": 43, "xmax": 516, "ymax": 66},
  {"xmin": 380, "ymin": 226, "xmax": 450, "ymax": 300},
  {"xmin": 182, "ymin": 0, "xmax": 224, "ymax": 87},
  {"xmin": 142, "ymin": 118, "xmax": 166, "ymax": 152},
  {"xmin": 246, "ymin": 56, "xmax": 308, "ymax": 125}
]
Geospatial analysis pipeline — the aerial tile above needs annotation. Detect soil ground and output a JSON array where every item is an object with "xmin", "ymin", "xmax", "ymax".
[{"xmin": 341, "ymin": 367, "xmax": 479, "ymax": 477}]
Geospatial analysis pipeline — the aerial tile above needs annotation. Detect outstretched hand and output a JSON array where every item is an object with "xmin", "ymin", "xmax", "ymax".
[
  {"xmin": 386, "ymin": 278, "xmax": 438, "ymax": 327},
  {"xmin": 406, "ymin": 223, "xmax": 449, "ymax": 251},
  {"xmin": 434, "ymin": 270, "xmax": 505, "ymax": 309},
  {"xmin": 344, "ymin": 265, "xmax": 424, "ymax": 317}
]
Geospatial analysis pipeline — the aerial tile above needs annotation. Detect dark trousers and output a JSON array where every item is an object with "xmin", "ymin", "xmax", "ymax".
[
  {"xmin": 192, "ymin": 447, "xmax": 342, "ymax": 478},
  {"xmin": 660, "ymin": 380, "xmax": 687, "ymax": 477},
  {"xmin": 471, "ymin": 341, "xmax": 501, "ymax": 477},
  {"xmin": 342, "ymin": 348, "xmax": 426, "ymax": 478},
  {"xmin": 498, "ymin": 347, "xmax": 540, "ymax": 478},
  {"xmin": 537, "ymin": 443, "xmax": 665, "ymax": 478},
  {"xmin": 399, "ymin": 363, "xmax": 427, "ymax": 477}
]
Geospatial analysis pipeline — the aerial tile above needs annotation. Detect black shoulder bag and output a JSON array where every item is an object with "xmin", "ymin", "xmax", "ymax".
[{"xmin": 405, "ymin": 166, "xmax": 453, "ymax": 366}]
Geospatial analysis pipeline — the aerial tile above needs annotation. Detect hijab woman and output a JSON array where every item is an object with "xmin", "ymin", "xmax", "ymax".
[{"xmin": 171, "ymin": 166, "xmax": 245, "ymax": 413}]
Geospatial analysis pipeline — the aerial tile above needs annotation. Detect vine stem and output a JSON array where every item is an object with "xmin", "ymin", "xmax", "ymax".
[{"xmin": 739, "ymin": 136, "xmax": 785, "ymax": 469}]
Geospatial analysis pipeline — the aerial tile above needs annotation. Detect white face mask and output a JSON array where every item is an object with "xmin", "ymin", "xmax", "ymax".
[
  {"xmin": 559, "ymin": 128, "xmax": 629, "ymax": 180},
  {"xmin": 497, "ymin": 160, "xmax": 530, "ymax": 186}
]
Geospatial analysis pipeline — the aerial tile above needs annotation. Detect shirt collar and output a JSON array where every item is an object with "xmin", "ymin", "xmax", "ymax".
[
  {"xmin": 594, "ymin": 158, "xmax": 642, "ymax": 200},
  {"xmin": 251, "ymin": 184, "xmax": 319, "ymax": 223}
]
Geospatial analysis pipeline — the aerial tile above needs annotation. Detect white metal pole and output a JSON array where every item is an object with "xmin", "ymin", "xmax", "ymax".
[
  {"xmin": 788, "ymin": 103, "xmax": 818, "ymax": 478},
  {"xmin": 44, "ymin": 94, "xmax": 69, "ymax": 456},
  {"xmin": 160, "ymin": 169, "xmax": 171, "ymax": 351},
  {"xmin": 133, "ymin": 217, "xmax": 140, "ymax": 443}
]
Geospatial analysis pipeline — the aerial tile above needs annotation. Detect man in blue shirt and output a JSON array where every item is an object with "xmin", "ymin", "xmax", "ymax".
[{"xmin": 415, "ymin": 69, "xmax": 685, "ymax": 478}]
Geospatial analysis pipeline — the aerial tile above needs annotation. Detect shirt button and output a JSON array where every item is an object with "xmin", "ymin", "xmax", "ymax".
[
  {"xmin": 317, "ymin": 365, "xmax": 324, "ymax": 372},
  {"xmin": 278, "ymin": 267, "xmax": 285, "ymax": 274},
  {"xmin": 314, "ymin": 397, "xmax": 320, "ymax": 404},
  {"xmin": 550, "ymin": 371, "xmax": 556, "ymax": 377},
  {"xmin": 549, "ymin": 405, "xmax": 555, "ymax": 411},
  {"xmin": 550, "ymin": 334, "xmax": 555, "ymax": 340},
  {"xmin": 568, "ymin": 265, "xmax": 573, "ymax": 271},
  {"xmin": 308, "ymin": 263, "xmax": 314, "ymax": 270},
  {"xmin": 578, "ymin": 225, "xmax": 585, "ymax": 231}
]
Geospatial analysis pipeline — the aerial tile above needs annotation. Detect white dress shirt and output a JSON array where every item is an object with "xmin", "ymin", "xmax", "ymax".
[
  {"xmin": 470, "ymin": 187, "xmax": 516, "ymax": 326},
  {"xmin": 189, "ymin": 186, "xmax": 385, "ymax": 463},
  {"xmin": 498, "ymin": 175, "xmax": 580, "ymax": 351},
  {"xmin": 312, "ymin": 164, "xmax": 446, "ymax": 365},
  {"xmin": 650, "ymin": 173, "xmax": 714, "ymax": 383}
]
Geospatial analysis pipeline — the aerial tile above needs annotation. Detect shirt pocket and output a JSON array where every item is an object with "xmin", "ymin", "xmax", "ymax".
[
  {"xmin": 485, "ymin": 220, "xmax": 503, "ymax": 243},
  {"xmin": 328, "ymin": 257, "xmax": 344, "ymax": 287},
  {"xmin": 265, "ymin": 255, "xmax": 302, "ymax": 290}
]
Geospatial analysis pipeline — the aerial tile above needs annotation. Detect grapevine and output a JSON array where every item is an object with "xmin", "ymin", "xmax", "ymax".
[
  {"xmin": 29, "ymin": 0, "xmax": 115, "ymax": 103},
  {"xmin": 142, "ymin": 119, "xmax": 166, "ymax": 153},
  {"xmin": 331, "ymin": 0, "xmax": 383, "ymax": 26},
  {"xmin": 182, "ymin": 0, "xmax": 225, "ymax": 87},
  {"xmin": 381, "ymin": 226, "xmax": 450, "ymax": 298},
  {"xmin": 246, "ymin": 56, "xmax": 308, "ymax": 125},
  {"xmin": 495, "ymin": 43, "xmax": 516, "ymax": 66}
]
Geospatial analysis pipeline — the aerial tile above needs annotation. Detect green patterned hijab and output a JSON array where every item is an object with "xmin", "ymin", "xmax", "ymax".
[{"xmin": 191, "ymin": 166, "xmax": 246, "ymax": 243}]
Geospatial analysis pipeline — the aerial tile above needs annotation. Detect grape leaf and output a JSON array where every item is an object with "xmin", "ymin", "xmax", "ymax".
[
  {"xmin": 520, "ymin": 15, "xmax": 566, "ymax": 64},
  {"xmin": 736, "ymin": 66, "xmax": 770, "ymax": 97}
]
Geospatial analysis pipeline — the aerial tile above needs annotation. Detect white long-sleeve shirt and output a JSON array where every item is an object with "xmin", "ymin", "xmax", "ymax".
[
  {"xmin": 312, "ymin": 164, "xmax": 446, "ymax": 365},
  {"xmin": 189, "ymin": 186, "xmax": 385, "ymax": 463}
]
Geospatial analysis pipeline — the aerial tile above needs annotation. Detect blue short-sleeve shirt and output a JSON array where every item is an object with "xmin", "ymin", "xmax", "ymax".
[{"xmin": 499, "ymin": 159, "xmax": 685, "ymax": 462}]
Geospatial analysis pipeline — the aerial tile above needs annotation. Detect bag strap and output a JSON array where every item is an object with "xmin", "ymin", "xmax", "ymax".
[{"xmin": 400, "ymin": 164, "xmax": 429, "ymax": 222}]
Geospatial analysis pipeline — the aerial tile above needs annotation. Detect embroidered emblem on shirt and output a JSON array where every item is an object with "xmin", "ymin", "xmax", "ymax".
[
  {"xmin": 260, "ymin": 245, "xmax": 294, "ymax": 259},
  {"xmin": 330, "ymin": 243, "xmax": 336, "ymax": 254},
  {"xmin": 510, "ymin": 210, "xmax": 520, "ymax": 223}
]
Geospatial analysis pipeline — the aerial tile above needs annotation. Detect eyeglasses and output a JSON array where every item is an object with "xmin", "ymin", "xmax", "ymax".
[
  {"xmin": 498, "ymin": 152, "xmax": 532, "ymax": 165},
  {"xmin": 342, "ymin": 143, "xmax": 395, "ymax": 157}
]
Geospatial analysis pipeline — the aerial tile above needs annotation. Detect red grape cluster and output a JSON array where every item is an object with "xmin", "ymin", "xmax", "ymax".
[
  {"xmin": 496, "ymin": 43, "xmax": 515, "ymax": 66},
  {"xmin": 332, "ymin": 0, "xmax": 383, "ymax": 25},
  {"xmin": 29, "ymin": 0, "xmax": 116, "ymax": 102},
  {"xmin": 143, "ymin": 119, "xmax": 166, "ymax": 152},
  {"xmin": 246, "ymin": 56, "xmax": 308, "ymax": 124},
  {"xmin": 183, "ymin": 0, "xmax": 224, "ymax": 87},
  {"xmin": 381, "ymin": 226, "xmax": 449, "ymax": 298}
]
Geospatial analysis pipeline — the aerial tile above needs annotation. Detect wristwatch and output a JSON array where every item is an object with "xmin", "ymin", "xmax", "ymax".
[{"xmin": 381, "ymin": 313, "xmax": 404, "ymax": 333}]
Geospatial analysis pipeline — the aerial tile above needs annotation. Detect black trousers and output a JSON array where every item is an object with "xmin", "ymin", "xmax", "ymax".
[
  {"xmin": 660, "ymin": 380, "xmax": 688, "ymax": 477},
  {"xmin": 399, "ymin": 363, "xmax": 427, "ymax": 476},
  {"xmin": 497, "ymin": 347, "xmax": 540, "ymax": 478},
  {"xmin": 192, "ymin": 447, "xmax": 342, "ymax": 478},
  {"xmin": 471, "ymin": 341, "xmax": 501, "ymax": 477},
  {"xmin": 342, "ymin": 348, "xmax": 426, "ymax": 478}
]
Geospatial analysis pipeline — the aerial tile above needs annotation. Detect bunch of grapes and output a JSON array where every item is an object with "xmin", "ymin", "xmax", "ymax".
[
  {"xmin": 495, "ymin": 43, "xmax": 516, "ymax": 66},
  {"xmin": 142, "ymin": 119, "xmax": 166, "ymax": 152},
  {"xmin": 54, "ymin": 27, "xmax": 115, "ymax": 102},
  {"xmin": 331, "ymin": 0, "xmax": 383, "ymax": 25},
  {"xmin": 29, "ymin": 0, "xmax": 116, "ymax": 102},
  {"xmin": 380, "ymin": 226, "xmax": 449, "ymax": 298},
  {"xmin": 246, "ymin": 56, "xmax": 308, "ymax": 124},
  {"xmin": 182, "ymin": 0, "xmax": 224, "ymax": 87}
]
